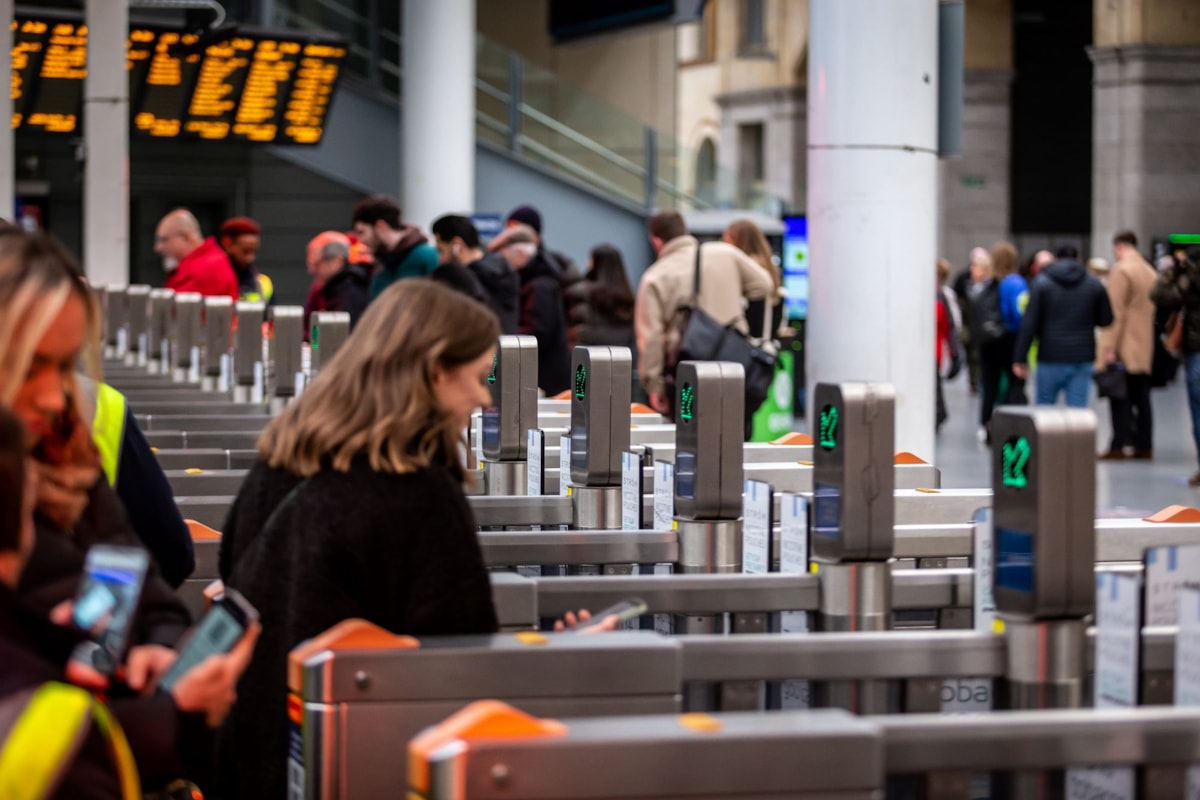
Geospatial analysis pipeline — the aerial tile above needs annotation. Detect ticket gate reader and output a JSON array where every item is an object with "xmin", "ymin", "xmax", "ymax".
[
  {"xmin": 270, "ymin": 306, "xmax": 304, "ymax": 413},
  {"xmin": 103, "ymin": 285, "xmax": 128, "ymax": 359},
  {"xmin": 148, "ymin": 289, "xmax": 174, "ymax": 374},
  {"xmin": 124, "ymin": 285, "xmax": 151, "ymax": 367},
  {"xmin": 411, "ymin": 703, "xmax": 882, "ymax": 800},
  {"xmin": 568, "ymin": 346, "xmax": 632, "ymax": 528},
  {"xmin": 672, "ymin": 362, "xmax": 745, "ymax": 574},
  {"xmin": 481, "ymin": 336, "xmax": 538, "ymax": 495},
  {"xmin": 289, "ymin": 624, "xmax": 679, "ymax": 800},
  {"xmin": 991, "ymin": 407, "xmax": 1097, "ymax": 713},
  {"xmin": 201, "ymin": 297, "xmax": 233, "ymax": 392},
  {"xmin": 310, "ymin": 311, "xmax": 351, "ymax": 377},
  {"xmin": 234, "ymin": 301, "xmax": 265, "ymax": 404},
  {"xmin": 172, "ymin": 292, "xmax": 202, "ymax": 383}
]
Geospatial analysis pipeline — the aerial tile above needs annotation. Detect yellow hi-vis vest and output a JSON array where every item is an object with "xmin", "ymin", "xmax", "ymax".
[
  {"xmin": 77, "ymin": 378, "xmax": 127, "ymax": 487},
  {"xmin": 0, "ymin": 682, "xmax": 141, "ymax": 800},
  {"xmin": 240, "ymin": 273, "xmax": 274, "ymax": 304}
]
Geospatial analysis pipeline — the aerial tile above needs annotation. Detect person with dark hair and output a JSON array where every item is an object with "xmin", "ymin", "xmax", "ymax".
[
  {"xmin": 1152, "ymin": 245, "xmax": 1200, "ymax": 484},
  {"xmin": 580, "ymin": 244, "xmax": 645, "ymax": 403},
  {"xmin": 218, "ymin": 217, "xmax": 273, "ymax": 304},
  {"xmin": 635, "ymin": 210, "xmax": 773, "ymax": 416},
  {"xmin": 1096, "ymin": 230, "xmax": 1159, "ymax": 459},
  {"xmin": 350, "ymin": 194, "xmax": 439, "ymax": 299},
  {"xmin": 431, "ymin": 215, "xmax": 520, "ymax": 334},
  {"xmin": 500, "ymin": 205, "xmax": 589, "ymax": 348},
  {"xmin": 1014, "ymin": 244, "xmax": 1114, "ymax": 408}
]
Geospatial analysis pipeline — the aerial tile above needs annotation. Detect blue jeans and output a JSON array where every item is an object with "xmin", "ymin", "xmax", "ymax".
[
  {"xmin": 1036, "ymin": 362, "xmax": 1093, "ymax": 408},
  {"xmin": 1186, "ymin": 354, "xmax": 1200, "ymax": 468}
]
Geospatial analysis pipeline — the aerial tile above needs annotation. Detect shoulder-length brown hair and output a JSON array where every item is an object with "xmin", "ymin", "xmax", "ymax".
[
  {"xmin": 0, "ymin": 230, "xmax": 101, "ymax": 407},
  {"xmin": 258, "ymin": 280, "xmax": 500, "ymax": 480},
  {"xmin": 724, "ymin": 219, "xmax": 781, "ymax": 291}
]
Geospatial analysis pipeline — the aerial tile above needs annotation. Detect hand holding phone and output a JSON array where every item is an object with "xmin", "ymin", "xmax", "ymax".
[
  {"xmin": 157, "ymin": 588, "xmax": 259, "ymax": 693},
  {"xmin": 565, "ymin": 598, "xmax": 648, "ymax": 633},
  {"xmin": 71, "ymin": 545, "xmax": 151, "ymax": 675}
]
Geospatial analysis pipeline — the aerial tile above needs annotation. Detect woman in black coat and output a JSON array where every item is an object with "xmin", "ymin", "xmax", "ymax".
[
  {"xmin": 579, "ymin": 244, "xmax": 646, "ymax": 404},
  {"xmin": 217, "ymin": 281, "xmax": 504, "ymax": 799}
]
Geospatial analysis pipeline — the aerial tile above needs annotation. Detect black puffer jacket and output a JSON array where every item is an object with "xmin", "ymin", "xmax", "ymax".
[
  {"xmin": 551, "ymin": 249, "xmax": 589, "ymax": 350},
  {"xmin": 1014, "ymin": 259, "xmax": 1113, "ymax": 365},
  {"xmin": 1151, "ymin": 257, "xmax": 1200, "ymax": 355}
]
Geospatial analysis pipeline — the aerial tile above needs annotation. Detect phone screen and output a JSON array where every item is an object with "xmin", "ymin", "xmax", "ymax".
[
  {"xmin": 158, "ymin": 593, "xmax": 254, "ymax": 692},
  {"xmin": 72, "ymin": 546, "xmax": 149, "ymax": 673},
  {"xmin": 568, "ymin": 598, "xmax": 648, "ymax": 632}
]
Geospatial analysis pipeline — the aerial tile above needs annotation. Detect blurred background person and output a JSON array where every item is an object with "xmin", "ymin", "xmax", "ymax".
[
  {"xmin": 579, "ymin": 244, "xmax": 645, "ymax": 403},
  {"xmin": 306, "ymin": 231, "xmax": 370, "ymax": 328},
  {"xmin": 502, "ymin": 205, "xmax": 588, "ymax": 350},
  {"xmin": 156, "ymin": 209, "xmax": 238, "ymax": 300},
  {"xmin": 1152, "ymin": 246, "xmax": 1200, "ymax": 484},
  {"xmin": 723, "ymin": 218, "xmax": 783, "ymax": 339},
  {"xmin": 219, "ymin": 217, "xmax": 272, "ymax": 304},
  {"xmin": 992, "ymin": 240, "xmax": 1028, "ymax": 406},
  {"xmin": 495, "ymin": 225, "xmax": 570, "ymax": 395}
]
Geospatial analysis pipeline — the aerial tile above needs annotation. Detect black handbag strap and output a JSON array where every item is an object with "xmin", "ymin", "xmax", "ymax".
[{"xmin": 692, "ymin": 241, "xmax": 703, "ymax": 304}]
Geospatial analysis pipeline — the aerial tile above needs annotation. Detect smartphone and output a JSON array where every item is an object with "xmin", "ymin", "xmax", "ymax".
[
  {"xmin": 157, "ymin": 588, "xmax": 258, "ymax": 693},
  {"xmin": 567, "ymin": 598, "xmax": 648, "ymax": 632},
  {"xmin": 71, "ymin": 545, "xmax": 151, "ymax": 674}
]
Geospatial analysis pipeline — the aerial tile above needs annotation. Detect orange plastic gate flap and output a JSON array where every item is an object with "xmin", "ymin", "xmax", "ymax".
[
  {"xmin": 287, "ymin": 619, "xmax": 418, "ymax": 692},
  {"xmin": 408, "ymin": 701, "xmax": 566, "ymax": 795}
]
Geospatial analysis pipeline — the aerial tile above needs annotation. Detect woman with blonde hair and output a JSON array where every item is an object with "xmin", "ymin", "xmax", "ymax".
[
  {"xmin": 723, "ymin": 219, "xmax": 783, "ymax": 337},
  {"xmin": 0, "ymin": 228, "xmax": 255, "ymax": 791},
  {"xmin": 219, "ymin": 279, "xmax": 609, "ymax": 799}
]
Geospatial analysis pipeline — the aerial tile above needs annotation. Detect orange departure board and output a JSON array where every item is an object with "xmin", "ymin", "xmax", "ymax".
[{"xmin": 11, "ymin": 13, "xmax": 345, "ymax": 146}]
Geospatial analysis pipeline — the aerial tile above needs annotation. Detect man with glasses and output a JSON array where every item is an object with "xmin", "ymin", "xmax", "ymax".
[{"xmin": 156, "ymin": 208, "xmax": 238, "ymax": 299}]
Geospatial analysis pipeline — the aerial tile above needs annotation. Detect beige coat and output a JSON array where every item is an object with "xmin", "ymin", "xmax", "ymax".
[
  {"xmin": 1096, "ymin": 251, "xmax": 1159, "ymax": 374},
  {"xmin": 634, "ymin": 235, "xmax": 774, "ymax": 397}
]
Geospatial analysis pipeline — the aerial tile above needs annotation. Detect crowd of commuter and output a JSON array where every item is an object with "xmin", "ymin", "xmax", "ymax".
[
  {"xmin": 940, "ymin": 231, "xmax": 1200, "ymax": 483},
  {"xmin": 9, "ymin": 186, "xmax": 1197, "ymax": 798}
]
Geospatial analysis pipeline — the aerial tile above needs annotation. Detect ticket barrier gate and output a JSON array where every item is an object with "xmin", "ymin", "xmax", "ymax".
[
  {"xmin": 409, "ymin": 701, "xmax": 1200, "ymax": 800},
  {"xmin": 479, "ymin": 336, "xmax": 538, "ymax": 495},
  {"xmin": 287, "ymin": 624, "xmax": 680, "ymax": 800}
]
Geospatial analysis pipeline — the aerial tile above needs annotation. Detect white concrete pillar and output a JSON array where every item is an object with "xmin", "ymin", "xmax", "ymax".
[
  {"xmin": 403, "ymin": 0, "xmax": 475, "ymax": 233},
  {"xmin": 0, "ymin": 0, "xmax": 14, "ymax": 219},
  {"xmin": 807, "ymin": 0, "xmax": 939, "ymax": 460},
  {"xmin": 84, "ymin": 0, "xmax": 129, "ymax": 285}
]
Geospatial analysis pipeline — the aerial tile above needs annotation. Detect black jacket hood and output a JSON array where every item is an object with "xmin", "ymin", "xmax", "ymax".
[{"xmin": 1045, "ymin": 258, "xmax": 1087, "ymax": 287}]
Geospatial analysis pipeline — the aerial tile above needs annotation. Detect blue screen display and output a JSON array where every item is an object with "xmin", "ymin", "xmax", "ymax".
[
  {"xmin": 482, "ymin": 408, "xmax": 500, "ymax": 450},
  {"xmin": 675, "ymin": 450, "xmax": 696, "ymax": 501},
  {"xmin": 996, "ymin": 527, "xmax": 1035, "ymax": 593},
  {"xmin": 812, "ymin": 483, "xmax": 841, "ymax": 540},
  {"xmin": 782, "ymin": 215, "xmax": 809, "ymax": 320}
]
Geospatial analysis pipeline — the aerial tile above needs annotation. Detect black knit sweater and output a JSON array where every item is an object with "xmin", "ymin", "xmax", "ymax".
[{"xmin": 216, "ymin": 457, "xmax": 498, "ymax": 799}]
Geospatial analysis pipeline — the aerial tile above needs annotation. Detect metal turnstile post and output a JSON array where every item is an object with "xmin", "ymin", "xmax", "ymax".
[
  {"xmin": 124, "ymin": 285, "xmax": 151, "ymax": 367},
  {"xmin": 105, "ymin": 285, "xmax": 128, "ymax": 359},
  {"xmin": 202, "ymin": 297, "xmax": 233, "ymax": 392},
  {"xmin": 310, "ymin": 311, "xmax": 351, "ymax": 378},
  {"xmin": 269, "ymin": 306, "xmax": 303, "ymax": 414},
  {"xmin": 172, "ymin": 292, "xmax": 202, "ymax": 383},
  {"xmin": 147, "ymin": 289, "xmax": 174, "ymax": 374},
  {"xmin": 234, "ymin": 301, "xmax": 265, "ymax": 404}
]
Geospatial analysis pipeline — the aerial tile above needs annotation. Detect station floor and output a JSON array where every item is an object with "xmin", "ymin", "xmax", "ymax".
[{"xmin": 930, "ymin": 371, "xmax": 1200, "ymax": 514}]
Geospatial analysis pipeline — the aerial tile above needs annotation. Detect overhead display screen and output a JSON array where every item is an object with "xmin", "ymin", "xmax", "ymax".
[{"xmin": 11, "ymin": 14, "xmax": 346, "ymax": 145}]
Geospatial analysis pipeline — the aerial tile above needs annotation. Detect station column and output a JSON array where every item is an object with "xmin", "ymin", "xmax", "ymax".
[
  {"xmin": 402, "ymin": 0, "xmax": 476, "ymax": 233},
  {"xmin": 1090, "ymin": 0, "xmax": 1200, "ymax": 254},
  {"xmin": 807, "ymin": 0, "xmax": 939, "ymax": 459},
  {"xmin": 84, "ymin": 0, "xmax": 129, "ymax": 286}
]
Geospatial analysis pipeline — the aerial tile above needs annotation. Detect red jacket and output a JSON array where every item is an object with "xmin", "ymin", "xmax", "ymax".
[{"xmin": 164, "ymin": 237, "xmax": 239, "ymax": 299}]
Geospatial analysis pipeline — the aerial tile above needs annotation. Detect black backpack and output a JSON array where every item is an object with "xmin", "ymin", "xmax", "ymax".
[{"xmin": 968, "ymin": 281, "xmax": 1006, "ymax": 345}]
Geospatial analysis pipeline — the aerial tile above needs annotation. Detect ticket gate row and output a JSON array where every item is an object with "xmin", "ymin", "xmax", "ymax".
[
  {"xmin": 407, "ymin": 701, "xmax": 1200, "ymax": 800},
  {"xmin": 285, "ymin": 618, "xmax": 1188, "ymax": 800}
]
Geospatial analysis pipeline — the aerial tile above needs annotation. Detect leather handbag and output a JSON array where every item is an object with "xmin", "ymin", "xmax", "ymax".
[
  {"xmin": 664, "ymin": 243, "xmax": 778, "ymax": 415},
  {"xmin": 1093, "ymin": 361, "xmax": 1128, "ymax": 400}
]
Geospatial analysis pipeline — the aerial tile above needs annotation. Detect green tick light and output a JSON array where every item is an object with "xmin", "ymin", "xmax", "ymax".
[
  {"xmin": 1001, "ymin": 436, "xmax": 1031, "ymax": 490},
  {"xmin": 575, "ymin": 364, "xmax": 587, "ymax": 400},
  {"xmin": 487, "ymin": 353, "xmax": 497, "ymax": 384},
  {"xmin": 680, "ymin": 384, "xmax": 695, "ymax": 422},
  {"xmin": 819, "ymin": 405, "xmax": 839, "ymax": 450}
]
